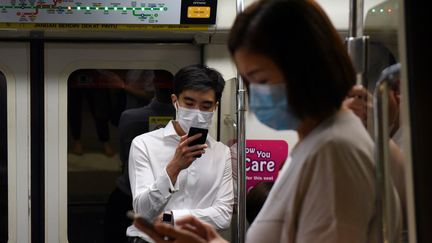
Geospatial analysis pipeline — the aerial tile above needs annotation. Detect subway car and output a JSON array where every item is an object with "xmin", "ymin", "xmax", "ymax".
[{"xmin": 0, "ymin": 0, "xmax": 430, "ymax": 242}]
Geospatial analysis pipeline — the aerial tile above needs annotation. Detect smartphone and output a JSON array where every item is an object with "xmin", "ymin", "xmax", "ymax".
[
  {"xmin": 127, "ymin": 211, "xmax": 154, "ymax": 231},
  {"xmin": 187, "ymin": 127, "xmax": 208, "ymax": 158},
  {"xmin": 187, "ymin": 127, "xmax": 208, "ymax": 147}
]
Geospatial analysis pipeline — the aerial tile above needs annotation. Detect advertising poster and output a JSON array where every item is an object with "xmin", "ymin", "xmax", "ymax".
[{"xmin": 246, "ymin": 140, "xmax": 289, "ymax": 192}]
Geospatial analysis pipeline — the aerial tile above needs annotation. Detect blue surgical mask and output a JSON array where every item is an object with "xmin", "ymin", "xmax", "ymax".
[{"xmin": 249, "ymin": 83, "xmax": 300, "ymax": 130}]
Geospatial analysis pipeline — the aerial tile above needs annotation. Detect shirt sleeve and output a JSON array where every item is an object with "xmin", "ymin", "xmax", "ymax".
[
  {"xmin": 172, "ymin": 147, "xmax": 234, "ymax": 230},
  {"xmin": 295, "ymin": 141, "xmax": 376, "ymax": 243},
  {"xmin": 129, "ymin": 137, "xmax": 179, "ymax": 221}
]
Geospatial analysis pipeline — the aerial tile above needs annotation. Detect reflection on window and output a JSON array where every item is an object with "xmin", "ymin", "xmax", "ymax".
[
  {"xmin": 67, "ymin": 69, "xmax": 175, "ymax": 243},
  {"xmin": 0, "ymin": 72, "xmax": 7, "ymax": 243},
  {"xmin": 364, "ymin": 1, "xmax": 407, "ymax": 241}
]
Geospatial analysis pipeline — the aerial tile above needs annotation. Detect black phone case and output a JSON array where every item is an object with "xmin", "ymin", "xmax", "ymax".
[
  {"xmin": 187, "ymin": 127, "xmax": 208, "ymax": 146},
  {"xmin": 187, "ymin": 127, "xmax": 208, "ymax": 158}
]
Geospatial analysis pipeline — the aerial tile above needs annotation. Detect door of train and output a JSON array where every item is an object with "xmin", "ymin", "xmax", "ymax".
[
  {"xmin": 43, "ymin": 43, "xmax": 200, "ymax": 243},
  {"xmin": 0, "ymin": 42, "xmax": 31, "ymax": 243}
]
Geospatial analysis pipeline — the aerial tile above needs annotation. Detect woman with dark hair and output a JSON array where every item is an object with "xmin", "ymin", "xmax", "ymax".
[{"xmin": 133, "ymin": 0, "xmax": 402, "ymax": 242}]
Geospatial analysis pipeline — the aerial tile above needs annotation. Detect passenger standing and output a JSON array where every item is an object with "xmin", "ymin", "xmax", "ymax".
[
  {"xmin": 104, "ymin": 71, "xmax": 175, "ymax": 243},
  {"xmin": 134, "ymin": 1, "xmax": 402, "ymax": 243},
  {"xmin": 68, "ymin": 70, "xmax": 115, "ymax": 156}
]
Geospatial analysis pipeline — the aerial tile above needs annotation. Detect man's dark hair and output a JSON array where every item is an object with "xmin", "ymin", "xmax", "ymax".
[
  {"xmin": 228, "ymin": 0, "xmax": 355, "ymax": 119},
  {"xmin": 246, "ymin": 182, "xmax": 274, "ymax": 224},
  {"xmin": 173, "ymin": 64, "xmax": 225, "ymax": 102}
]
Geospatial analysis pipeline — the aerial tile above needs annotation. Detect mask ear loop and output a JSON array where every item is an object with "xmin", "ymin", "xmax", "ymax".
[
  {"xmin": 211, "ymin": 101, "xmax": 219, "ymax": 114},
  {"xmin": 174, "ymin": 101, "xmax": 180, "ymax": 121}
]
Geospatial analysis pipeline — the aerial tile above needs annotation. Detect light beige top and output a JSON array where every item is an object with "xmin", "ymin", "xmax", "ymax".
[{"xmin": 247, "ymin": 110, "xmax": 402, "ymax": 243}]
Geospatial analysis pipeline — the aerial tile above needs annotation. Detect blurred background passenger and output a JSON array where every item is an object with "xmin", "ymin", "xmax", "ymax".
[
  {"xmin": 68, "ymin": 70, "xmax": 115, "ymax": 157},
  {"xmin": 123, "ymin": 70, "xmax": 156, "ymax": 109},
  {"xmin": 245, "ymin": 182, "xmax": 273, "ymax": 225},
  {"xmin": 134, "ymin": 0, "xmax": 403, "ymax": 242},
  {"xmin": 344, "ymin": 63, "xmax": 406, "ymax": 240},
  {"xmin": 104, "ymin": 71, "xmax": 175, "ymax": 243}
]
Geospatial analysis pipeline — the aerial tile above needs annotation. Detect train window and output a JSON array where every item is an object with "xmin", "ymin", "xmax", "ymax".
[
  {"xmin": 364, "ymin": 1, "xmax": 408, "ymax": 241},
  {"xmin": 67, "ymin": 69, "xmax": 175, "ymax": 243},
  {"xmin": 0, "ymin": 71, "xmax": 7, "ymax": 243}
]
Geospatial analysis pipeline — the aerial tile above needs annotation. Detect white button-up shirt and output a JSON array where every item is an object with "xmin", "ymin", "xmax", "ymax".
[{"xmin": 127, "ymin": 121, "xmax": 234, "ymax": 240}]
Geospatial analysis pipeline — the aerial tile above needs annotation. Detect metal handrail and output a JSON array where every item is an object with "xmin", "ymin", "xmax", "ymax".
[
  {"xmin": 373, "ymin": 79, "xmax": 393, "ymax": 243},
  {"xmin": 235, "ymin": 1, "xmax": 246, "ymax": 242}
]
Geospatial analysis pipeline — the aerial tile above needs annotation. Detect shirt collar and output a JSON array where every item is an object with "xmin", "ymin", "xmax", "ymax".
[{"xmin": 163, "ymin": 121, "xmax": 214, "ymax": 148}]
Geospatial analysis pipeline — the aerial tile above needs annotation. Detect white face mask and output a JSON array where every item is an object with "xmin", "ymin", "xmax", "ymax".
[{"xmin": 175, "ymin": 103, "xmax": 214, "ymax": 133}]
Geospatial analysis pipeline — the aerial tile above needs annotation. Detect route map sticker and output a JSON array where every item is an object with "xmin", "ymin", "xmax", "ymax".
[
  {"xmin": 0, "ymin": 0, "xmax": 217, "ymax": 29},
  {"xmin": 246, "ymin": 140, "xmax": 289, "ymax": 192}
]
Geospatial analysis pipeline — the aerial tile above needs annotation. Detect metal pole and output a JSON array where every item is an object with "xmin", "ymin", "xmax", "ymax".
[
  {"xmin": 349, "ymin": 0, "xmax": 364, "ymax": 37},
  {"xmin": 373, "ymin": 79, "xmax": 393, "ymax": 243},
  {"xmin": 236, "ymin": 0, "xmax": 244, "ymax": 14},
  {"xmin": 235, "ymin": 1, "xmax": 246, "ymax": 243},
  {"xmin": 236, "ymin": 77, "xmax": 246, "ymax": 243},
  {"xmin": 347, "ymin": 0, "xmax": 368, "ymax": 86},
  {"xmin": 347, "ymin": 0, "xmax": 372, "ymax": 134}
]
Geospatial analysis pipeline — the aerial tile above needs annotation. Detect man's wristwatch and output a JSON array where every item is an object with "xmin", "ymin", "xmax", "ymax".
[{"xmin": 162, "ymin": 211, "xmax": 173, "ymax": 224}]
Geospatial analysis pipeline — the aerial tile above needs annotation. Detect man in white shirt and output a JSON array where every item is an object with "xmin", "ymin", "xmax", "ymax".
[{"xmin": 126, "ymin": 64, "xmax": 234, "ymax": 243}]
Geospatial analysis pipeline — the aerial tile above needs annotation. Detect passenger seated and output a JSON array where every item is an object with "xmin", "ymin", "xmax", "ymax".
[{"xmin": 126, "ymin": 64, "xmax": 233, "ymax": 243}]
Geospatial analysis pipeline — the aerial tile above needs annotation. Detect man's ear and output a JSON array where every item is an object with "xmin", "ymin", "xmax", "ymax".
[
  {"xmin": 214, "ymin": 102, "xmax": 219, "ymax": 112},
  {"xmin": 171, "ymin": 94, "xmax": 178, "ymax": 107}
]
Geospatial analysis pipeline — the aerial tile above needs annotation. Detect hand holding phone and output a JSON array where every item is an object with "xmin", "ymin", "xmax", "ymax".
[{"xmin": 187, "ymin": 127, "xmax": 208, "ymax": 158}]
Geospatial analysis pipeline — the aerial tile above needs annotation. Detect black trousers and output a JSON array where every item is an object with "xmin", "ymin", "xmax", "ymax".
[
  {"xmin": 104, "ymin": 187, "xmax": 133, "ymax": 243},
  {"xmin": 68, "ymin": 88, "xmax": 111, "ymax": 142}
]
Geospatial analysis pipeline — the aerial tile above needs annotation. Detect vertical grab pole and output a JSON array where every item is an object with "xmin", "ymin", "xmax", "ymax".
[
  {"xmin": 347, "ymin": 0, "xmax": 368, "ymax": 87},
  {"xmin": 349, "ymin": 0, "xmax": 364, "ymax": 38},
  {"xmin": 374, "ymin": 80, "xmax": 393, "ymax": 243},
  {"xmin": 347, "ymin": 0, "xmax": 372, "ymax": 134},
  {"xmin": 236, "ymin": 77, "xmax": 247, "ymax": 243},
  {"xmin": 235, "ymin": 1, "xmax": 246, "ymax": 243}
]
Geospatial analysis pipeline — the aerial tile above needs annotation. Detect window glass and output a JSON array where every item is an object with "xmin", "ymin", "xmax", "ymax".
[
  {"xmin": 364, "ymin": 1, "xmax": 407, "ymax": 241},
  {"xmin": 67, "ymin": 69, "xmax": 175, "ymax": 243},
  {"xmin": 0, "ymin": 71, "xmax": 7, "ymax": 243}
]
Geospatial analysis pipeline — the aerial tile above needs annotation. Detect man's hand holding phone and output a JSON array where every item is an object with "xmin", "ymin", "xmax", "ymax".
[
  {"xmin": 166, "ymin": 130, "xmax": 208, "ymax": 185},
  {"xmin": 187, "ymin": 127, "xmax": 209, "ymax": 159}
]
